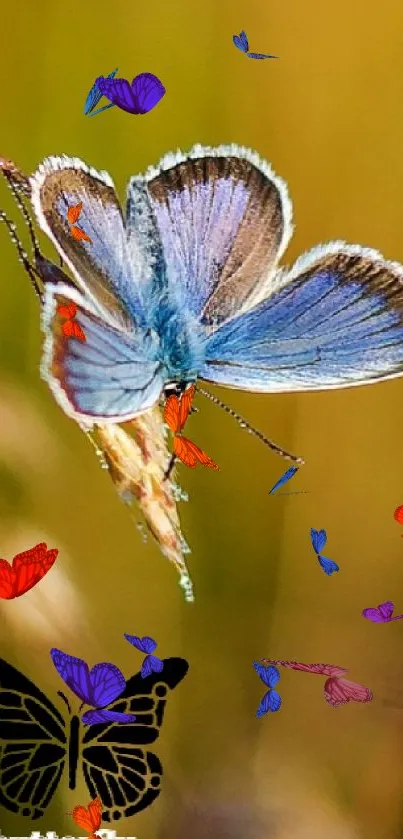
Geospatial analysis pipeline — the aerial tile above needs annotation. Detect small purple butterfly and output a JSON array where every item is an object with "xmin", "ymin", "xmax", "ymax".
[
  {"xmin": 50, "ymin": 648, "xmax": 136, "ymax": 725},
  {"xmin": 124, "ymin": 635, "xmax": 164, "ymax": 678},
  {"xmin": 95, "ymin": 73, "xmax": 165, "ymax": 115},
  {"xmin": 362, "ymin": 601, "xmax": 403, "ymax": 623},
  {"xmin": 233, "ymin": 30, "xmax": 278, "ymax": 60}
]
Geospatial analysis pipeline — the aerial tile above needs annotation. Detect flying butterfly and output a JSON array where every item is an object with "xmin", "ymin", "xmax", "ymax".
[
  {"xmin": 95, "ymin": 73, "xmax": 165, "ymax": 115},
  {"xmin": 0, "ymin": 542, "xmax": 58, "ymax": 599},
  {"xmin": 124, "ymin": 635, "xmax": 164, "ymax": 678},
  {"xmin": 71, "ymin": 797, "xmax": 102, "ymax": 839},
  {"xmin": 253, "ymin": 661, "xmax": 282, "ymax": 716},
  {"xmin": 232, "ymin": 30, "xmax": 278, "ymax": 60},
  {"xmin": 362, "ymin": 600, "xmax": 403, "ymax": 623},
  {"xmin": 50, "ymin": 648, "xmax": 137, "ymax": 725},
  {"xmin": 164, "ymin": 385, "xmax": 219, "ymax": 473},
  {"xmin": 67, "ymin": 202, "xmax": 92, "ymax": 244},
  {"xmin": 310, "ymin": 528, "xmax": 339, "ymax": 576},
  {"xmin": 0, "ymin": 655, "xmax": 188, "ymax": 820}
]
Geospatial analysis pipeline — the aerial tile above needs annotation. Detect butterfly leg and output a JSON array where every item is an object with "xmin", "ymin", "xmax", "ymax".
[{"xmin": 163, "ymin": 453, "xmax": 177, "ymax": 481}]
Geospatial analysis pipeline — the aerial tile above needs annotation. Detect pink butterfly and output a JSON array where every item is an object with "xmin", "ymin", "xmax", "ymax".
[
  {"xmin": 262, "ymin": 659, "xmax": 373, "ymax": 708},
  {"xmin": 261, "ymin": 659, "xmax": 348, "ymax": 676},
  {"xmin": 362, "ymin": 601, "xmax": 403, "ymax": 623}
]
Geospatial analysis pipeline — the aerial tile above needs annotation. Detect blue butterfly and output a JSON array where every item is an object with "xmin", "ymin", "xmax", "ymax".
[
  {"xmin": 84, "ymin": 68, "xmax": 118, "ymax": 117},
  {"xmin": 253, "ymin": 662, "xmax": 282, "ymax": 715},
  {"xmin": 124, "ymin": 634, "xmax": 164, "ymax": 678},
  {"xmin": 310, "ymin": 528, "xmax": 339, "ymax": 576},
  {"xmin": 233, "ymin": 30, "xmax": 277, "ymax": 60},
  {"xmin": 7, "ymin": 144, "xmax": 403, "ymax": 467},
  {"xmin": 268, "ymin": 465, "xmax": 299, "ymax": 494}
]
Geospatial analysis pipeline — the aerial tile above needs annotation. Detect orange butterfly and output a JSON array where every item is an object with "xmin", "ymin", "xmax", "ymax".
[
  {"xmin": 164, "ymin": 385, "xmax": 219, "ymax": 470},
  {"xmin": 71, "ymin": 796, "xmax": 102, "ymax": 839},
  {"xmin": 57, "ymin": 301, "xmax": 86, "ymax": 342},
  {"xmin": 67, "ymin": 201, "xmax": 92, "ymax": 243}
]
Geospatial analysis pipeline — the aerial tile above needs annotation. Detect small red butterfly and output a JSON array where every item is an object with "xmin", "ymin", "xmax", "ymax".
[
  {"xmin": 164, "ymin": 385, "xmax": 219, "ymax": 470},
  {"xmin": 71, "ymin": 797, "xmax": 102, "ymax": 839},
  {"xmin": 394, "ymin": 505, "xmax": 403, "ymax": 535},
  {"xmin": 67, "ymin": 201, "xmax": 92, "ymax": 243},
  {"xmin": 0, "ymin": 542, "xmax": 59, "ymax": 599},
  {"xmin": 57, "ymin": 301, "xmax": 86, "ymax": 342}
]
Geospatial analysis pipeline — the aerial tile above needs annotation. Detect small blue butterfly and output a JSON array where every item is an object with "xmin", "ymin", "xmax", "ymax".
[
  {"xmin": 84, "ymin": 68, "xmax": 118, "ymax": 117},
  {"xmin": 253, "ymin": 661, "xmax": 282, "ymax": 716},
  {"xmin": 268, "ymin": 465, "xmax": 299, "ymax": 494},
  {"xmin": 310, "ymin": 529, "xmax": 339, "ymax": 576},
  {"xmin": 233, "ymin": 30, "xmax": 277, "ymax": 60},
  {"xmin": 124, "ymin": 634, "xmax": 164, "ymax": 678}
]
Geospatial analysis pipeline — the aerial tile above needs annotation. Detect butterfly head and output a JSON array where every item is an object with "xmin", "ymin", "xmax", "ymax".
[{"xmin": 163, "ymin": 380, "xmax": 195, "ymax": 400}]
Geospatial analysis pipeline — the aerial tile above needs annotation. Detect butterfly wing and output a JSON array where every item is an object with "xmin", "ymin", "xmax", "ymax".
[
  {"xmin": 80, "ymin": 657, "xmax": 188, "ymax": 821},
  {"xmin": 268, "ymin": 465, "xmax": 299, "ymax": 494},
  {"xmin": 95, "ymin": 77, "xmax": 137, "ymax": 113},
  {"xmin": 84, "ymin": 69, "xmax": 118, "ymax": 114},
  {"xmin": 130, "ymin": 74, "xmax": 166, "ymax": 115},
  {"xmin": 125, "ymin": 636, "xmax": 158, "ymax": 654},
  {"xmin": 41, "ymin": 286, "xmax": 163, "ymax": 425},
  {"xmin": 164, "ymin": 395, "xmax": 181, "ymax": 433},
  {"xmin": 70, "ymin": 224, "xmax": 93, "ymax": 243},
  {"xmin": 129, "ymin": 144, "xmax": 292, "ymax": 329},
  {"xmin": 30, "ymin": 155, "xmax": 151, "ymax": 326},
  {"xmin": 82, "ymin": 710, "xmax": 136, "ymax": 725},
  {"xmin": 0, "ymin": 658, "xmax": 67, "ymax": 819},
  {"xmin": 256, "ymin": 689, "xmax": 282, "ymax": 716},
  {"xmin": 324, "ymin": 676, "xmax": 373, "ymax": 707},
  {"xmin": 247, "ymin": 52, "xmax": 277, "ymax": 59},
  {"xmin": 261, "ymin": 659, "xmax": 348, "ymax": 676},
  {"xmin": 253, "ymin": 662, "xmax": 280, "ymax": 688},
  {"xmin": 202, "ymin": 242, "xmax": 403, "ymax": 391},
  {"xmin": 0, "ymin": 558, "xmax": 16, "ymax": 598},
  {"xmin": 173, "ymin": 436, "xmax": 219, "ymax": 470},
  {"xmin": 233, "ymin": 31, "xmax": 249, "ymax": 52},
  {"xmin": 72, "ymin": 799, "xmax": 102, "ymax": 832},
  {"xmin": 310, "ymin": 528, "xmax": 327, "ymax": 553},
  {"xmin": 11, "ymin": 543, "xmax": 59, "ymax": 597},
  {"xmin": 61, "ymin": 317, "xmax": 87, "ymax": 343},
  {"xmin": 50, "ymin": 648, "xmax": 93, "ymax": 704},
  {"xmin": 89, "ymin": 663, "xmax": 127, "ymax": 707},
  {"xmin": 362, "ymin": 607, "xmax": 384, "ymax": 622},
  {"xmin": 141, "ymin": 656, "xmax": 164, "ymax": 679},
  {"xmin": 378, "ymin": 601, "xmax": 395, "ymax": 620},
  {"xmin": 67, "ymin": 202, "xmax": 82, "ymax": 225},
  {"xmin": 178, "ymin": 385, "xmax": 196, "ymax": 429},
  {"xmin": 318, "ymin": 556, "xmax": 339, "ymax": 576}
]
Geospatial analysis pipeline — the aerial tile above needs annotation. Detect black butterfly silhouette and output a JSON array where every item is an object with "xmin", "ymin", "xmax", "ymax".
[{"xmin": 0, "ymin": 656, "xmax": 188, "ymax": 821}]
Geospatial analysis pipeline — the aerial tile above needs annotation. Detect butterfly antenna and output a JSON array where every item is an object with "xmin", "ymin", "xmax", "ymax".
[
  {"xmin": 57, "ymin": 691, "xmax": 72, "ymax": 713},
  {"xmin": 2, "ymin": 169, "xmax": 41, "ymax": 255},
  {"xmin": 0, "ymin": 208, "xmax": 43, "ymax": 301},
  {"xmin": 196, "ymin": 385, "xmax": 305, "ymax": 465}
]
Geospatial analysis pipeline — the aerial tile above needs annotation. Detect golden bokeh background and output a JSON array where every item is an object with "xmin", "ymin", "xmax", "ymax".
[{"xmin": 1, "ymin": 0, "xmax": 403, "ymax": 836}]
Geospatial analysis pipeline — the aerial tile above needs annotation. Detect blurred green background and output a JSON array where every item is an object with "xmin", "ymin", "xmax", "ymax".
[{"xmin": 1, "ymin": 0, "xmax": 403, "ymax": 836}]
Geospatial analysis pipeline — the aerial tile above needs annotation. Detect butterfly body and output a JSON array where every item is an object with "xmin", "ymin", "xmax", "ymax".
[{"xmin": 0, "ymin": 656, "xmax": 188, "ymax": 820}]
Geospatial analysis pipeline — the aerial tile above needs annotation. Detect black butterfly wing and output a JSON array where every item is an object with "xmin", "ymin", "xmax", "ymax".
[
  {"xmin": 0, "ymin": 658, "xmax": 67, "ymax": 819},
  {"xmin": 81, "ymin": 657, "xmax": 189, "ymax": 821}
]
